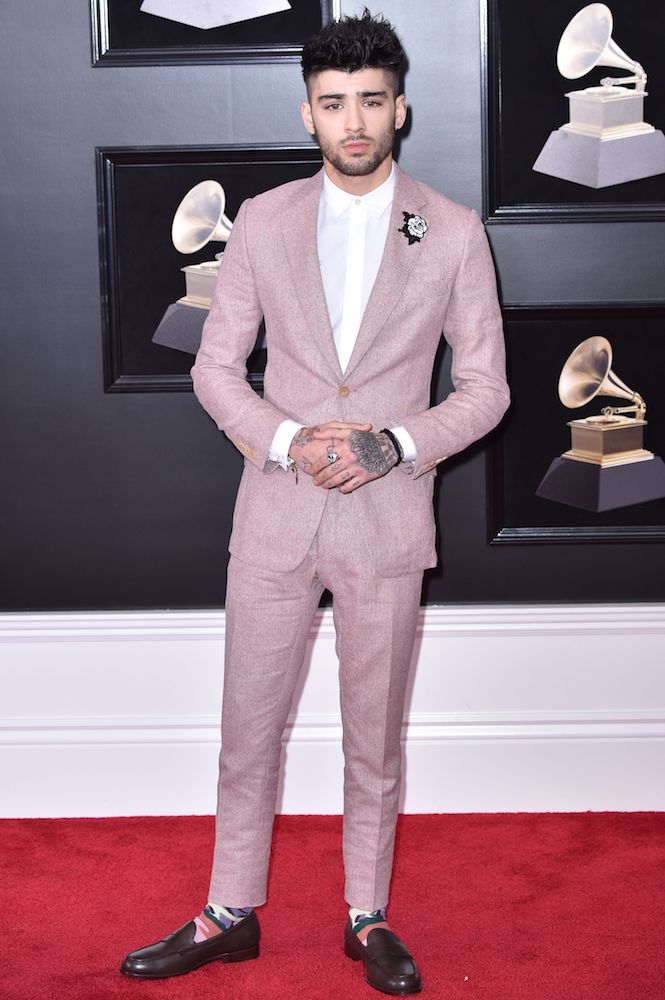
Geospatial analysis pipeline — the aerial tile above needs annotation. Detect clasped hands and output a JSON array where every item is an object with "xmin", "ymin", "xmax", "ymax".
[{"xmin": 288, "ymin": 421, "xmax": 399, "ymax": 494}]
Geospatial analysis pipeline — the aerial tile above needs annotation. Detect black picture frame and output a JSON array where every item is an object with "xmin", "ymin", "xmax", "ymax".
[
  {"xmin": 96, "ymin": 144, "xmax": 322, "ymax": 392},
  {"xmin": 482, "ymin": 0, "xmax": 665, "ymax": 223},
  {"xmin": 91, "ymin": 0, "xmax": 337, "ymax": 66},
  {"xmin": 488, "ymin": 306, "xmax": 665, "ymax": 543}
]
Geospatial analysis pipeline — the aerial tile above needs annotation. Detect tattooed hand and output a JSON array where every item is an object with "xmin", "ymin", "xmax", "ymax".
[
  {"xmin": 288, "ymin": 422, "xmax": 371, "ymax": 477},
  {"xmin": 310, "ymin": 425, "xmax": 399, "ymax": 493}
]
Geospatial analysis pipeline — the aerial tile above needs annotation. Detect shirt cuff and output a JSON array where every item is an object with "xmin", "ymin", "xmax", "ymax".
[
  {"xmin": 390, "ymin": 426, "xmax": 417, "ymax": 463},
  {"xmin": 268, "ymin": 419, "xmax": 305, "ymax": 470}
]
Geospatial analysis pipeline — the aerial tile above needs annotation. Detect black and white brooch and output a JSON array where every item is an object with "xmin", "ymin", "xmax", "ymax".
[{"xmin": 399, "ymin": 211, "xmax": 429, "ymax": 245}]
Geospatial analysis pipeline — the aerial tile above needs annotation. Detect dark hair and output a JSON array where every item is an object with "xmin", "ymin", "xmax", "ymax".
[{"xmin": 301, "ymin": 8, "xmax": 404, "ymax": 93}]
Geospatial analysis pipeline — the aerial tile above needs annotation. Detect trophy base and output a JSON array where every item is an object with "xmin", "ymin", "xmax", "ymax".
[
  {"xmin": 152, "ymin": 302, "xmax": 207, "ymax": 356},
  {"xmin": 179, "ymin": 261, "xmax": 219, "ymax": 309},
  {"xmin": 565, "ymin": 416, "xmax": 650, "ymax": 466},
  {"xmin": 532, "ymin": 127, "xmax": 665, "ymax": 188},
  {"xmin": 140, "ymin": 0, "xmax": 291, "ymax": 30},
  {"xmin": 175, "ymin": 295, "xmax": 210, "ymax": 310},
  {"xmin": 565, "ymin": 87, "xmax": 648, "ymax": 134},
  {"xmin": 536, "ymin": 456, "xmax": 665, "ymax": 512},
  {"xmin": 561, "ymin": 448, "xmax": 653, "ymax": 468}
]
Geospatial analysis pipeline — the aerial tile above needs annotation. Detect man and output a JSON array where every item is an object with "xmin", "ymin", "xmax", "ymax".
[{"xmin": 121, "ymin": 10, "xmax": 509, "ymax": 996}]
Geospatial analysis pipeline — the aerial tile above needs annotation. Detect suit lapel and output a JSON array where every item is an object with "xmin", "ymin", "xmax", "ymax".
[
  {"xmin": 344, "ymin": 166, "xmax": 429, "ymax": 378},
  {"xmin": 280, "ymin": 165, "xmax": 430, "ymax": 382},
  {"xmin": 281, "ymin": 169, "xmax": 343, "ymax": 380}
]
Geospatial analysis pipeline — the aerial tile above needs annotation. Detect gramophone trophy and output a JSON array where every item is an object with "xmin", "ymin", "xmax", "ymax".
[
  {"xmin": 140, "ymin": 0, "xmax": 291, "ymax": 31},
  {"xmin": 536, "ymin": 337, "xmax": 665, "ymax": 511},
  {"xmin": 171, "ymin": 180, "xmax": 234, "ymax": 311},
  {"xmin": 533, "ymin": 3, "xmax": 665, "ymax": 188}
]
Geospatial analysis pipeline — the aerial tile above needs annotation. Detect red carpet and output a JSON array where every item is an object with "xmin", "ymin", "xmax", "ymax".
[{"xmin": 3, "ymin": 813, "xmax": 665, "ymax": 999}]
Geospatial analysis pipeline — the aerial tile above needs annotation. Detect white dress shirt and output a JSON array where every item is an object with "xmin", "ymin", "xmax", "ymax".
[{"xmin": 268, "ymin": 165, "xmax": 417, "ymax": 467}]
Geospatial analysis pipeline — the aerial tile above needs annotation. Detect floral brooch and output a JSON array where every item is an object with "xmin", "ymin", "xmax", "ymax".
[{"xmin": 399, "ymin": 211, "xmax": 429, "ymax": 245}]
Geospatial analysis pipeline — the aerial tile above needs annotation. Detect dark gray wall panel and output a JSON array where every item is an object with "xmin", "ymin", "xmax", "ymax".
[
  {"xmin": 489, "ymin": 224, "xmax": 665, "ymax": 306},
  {"xmin": 2, "ymin": 0, "xmax": 663, "ymax": 610}
]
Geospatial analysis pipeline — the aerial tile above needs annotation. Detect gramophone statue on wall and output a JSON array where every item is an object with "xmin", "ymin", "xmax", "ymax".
[
  {"xmin": 533, "ymin": 3, "xmax": 665, "ymax": 187},
  {"xmin": 171, "ymin": 180, "xmax": 234, "ymax": 311},
  {"xmin": 536, "ymin": 337, "xmax": 665, "ymax": 511},
  {"xmin": 140, "ymin": 0, "xmax": 291, "ymax": 31}
]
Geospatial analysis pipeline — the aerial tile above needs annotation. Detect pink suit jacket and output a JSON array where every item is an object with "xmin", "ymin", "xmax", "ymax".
[{"xmin": 191, "ymin": 164, "xmax": 510, "ymax": 576}]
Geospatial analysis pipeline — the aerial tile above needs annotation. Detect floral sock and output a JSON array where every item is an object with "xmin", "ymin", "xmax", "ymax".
[
  {"xmin": 192, "ymin": 903, "xmax": 253, "ymax": 943},
  {"xmin": 349, "ymin": 907, "xmax": 390, "ymax": 946}
]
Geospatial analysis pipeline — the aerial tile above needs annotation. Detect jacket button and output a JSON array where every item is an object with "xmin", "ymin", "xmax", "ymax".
[{"xmin": 339, "ymin": 385, "xmax": 350, "ymax": 397}]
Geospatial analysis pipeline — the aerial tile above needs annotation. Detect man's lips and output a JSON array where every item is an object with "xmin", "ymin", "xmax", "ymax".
[{"xmin": 343, "ymin": 140, "xmax": 370, "ymax": 153}]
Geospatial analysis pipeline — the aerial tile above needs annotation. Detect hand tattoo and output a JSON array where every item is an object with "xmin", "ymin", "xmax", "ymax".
[
  {"xmin": 347, "ymin": 430, "xmax": 398, "ymax": 475},
  {"xmin": 289, "ymin": 425, "xmax": 325, "ymax": 478},
  {"xmin": 292, "ymin": 427, "xmax": 319, "ymax": 448}
]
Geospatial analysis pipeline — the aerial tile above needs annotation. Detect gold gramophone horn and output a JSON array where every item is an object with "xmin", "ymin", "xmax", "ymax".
[{"xmin": 558, "ymin": 336, "xmax": 646, "ymax": 418}]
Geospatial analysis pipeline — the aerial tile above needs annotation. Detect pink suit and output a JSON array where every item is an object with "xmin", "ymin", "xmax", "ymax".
[{"xmin": 191, "ymin": 164, "xmax": 509, "ymax": 909}]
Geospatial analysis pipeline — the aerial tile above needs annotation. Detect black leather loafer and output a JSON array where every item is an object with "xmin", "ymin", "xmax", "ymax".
[
  {"xmin": 344, "ymin": 919, "xmax": 421, "ymax": 995},
  {"xmin": 120, "ymin": 910, "xmax": 260, "ymax": 979}
]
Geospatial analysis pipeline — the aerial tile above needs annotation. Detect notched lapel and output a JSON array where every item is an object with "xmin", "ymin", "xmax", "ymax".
[
  {"xmin": 344, "ymin": 168, "xmax": 429, "ymax": 378},
  {"xmin": 281, "ymin": 170, "xmax": 343, "ymax": 380}
]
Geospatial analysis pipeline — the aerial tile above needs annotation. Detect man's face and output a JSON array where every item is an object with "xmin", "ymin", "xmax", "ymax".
[{"xmin": 301, "ymin": 67, "xmax": 406, "ymax": 180}]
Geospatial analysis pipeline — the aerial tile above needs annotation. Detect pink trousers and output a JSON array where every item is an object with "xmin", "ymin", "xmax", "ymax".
[{"xmin": 208, "ymin": 488, "xmax": 423, "ymax": 911}]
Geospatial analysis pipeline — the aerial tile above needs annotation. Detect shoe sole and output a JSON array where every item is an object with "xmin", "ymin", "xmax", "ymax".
[{"xmin": 120, "ymin": 945, "xmax": 260, "ymax": 979}]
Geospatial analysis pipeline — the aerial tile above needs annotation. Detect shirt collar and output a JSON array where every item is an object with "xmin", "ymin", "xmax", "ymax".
[{"xmin": 321, "ymin": 163, "xmax": 396, "ymax": 218}]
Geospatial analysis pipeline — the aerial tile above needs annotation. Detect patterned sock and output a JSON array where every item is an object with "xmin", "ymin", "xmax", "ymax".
[
  {"xmin": 349, "ymin": 906, "xmax": 390, "ymax": 947},
  {"xmin": 192, "ymin": 903, "xmax": 253, "ymax": 944}
]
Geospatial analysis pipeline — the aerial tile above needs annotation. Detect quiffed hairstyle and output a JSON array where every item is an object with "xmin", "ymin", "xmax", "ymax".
[{"xmin": 301, "ymin": 8, "xmax": 405, "ymax": 93}]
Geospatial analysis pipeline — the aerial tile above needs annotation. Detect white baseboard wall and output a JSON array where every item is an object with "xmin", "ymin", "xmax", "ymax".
[{"xmin": 1, "ymin": 605, "xmax": 664, "ymax": 817}]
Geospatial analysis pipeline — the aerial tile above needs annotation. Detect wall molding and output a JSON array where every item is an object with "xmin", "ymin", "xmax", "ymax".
[
  {"xmin": 4, "ymin": 708, "xmax": 665, "ymax": 747},
  {"xmin": 2, "ymin": 605, "xmax": 664, "ymax": 816},
  {"xmin": 2, "ymin": 603, "xmax": 665, "ymax": 641}
]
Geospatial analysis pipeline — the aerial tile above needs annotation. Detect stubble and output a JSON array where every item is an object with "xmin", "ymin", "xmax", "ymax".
[{"xmin": 313, "ymin": 125, "xmax": 396, "ymax": 177}]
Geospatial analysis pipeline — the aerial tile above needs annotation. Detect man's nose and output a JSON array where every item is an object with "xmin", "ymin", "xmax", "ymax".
[{"xmin": 345, "ymin": 104, "xmax": 366, "ymax": 133}]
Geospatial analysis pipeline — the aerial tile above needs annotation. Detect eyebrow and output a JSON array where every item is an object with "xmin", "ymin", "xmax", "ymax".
[{"xmin": 317, "ymin": 90, "xmax": 389, "ymax": 101}]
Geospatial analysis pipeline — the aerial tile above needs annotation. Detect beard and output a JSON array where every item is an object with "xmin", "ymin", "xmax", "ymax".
[{"xmin": 313, "ymin": 124, "xmax": 396, "ymax": 177}]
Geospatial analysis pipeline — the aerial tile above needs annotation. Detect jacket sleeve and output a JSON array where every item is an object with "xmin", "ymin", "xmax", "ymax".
[
  {"xmin": 400, "ymin": 210, "xmax": 510, "ymax": 479},
  {"xmin": 190, "ymin": 198, "xmax": 291, "ymax": 471}
]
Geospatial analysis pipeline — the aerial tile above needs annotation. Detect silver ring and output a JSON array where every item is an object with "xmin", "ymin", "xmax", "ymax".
[{"xmin": 327, "ymin": 451, "xmax": 339, "ymax": 464}]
